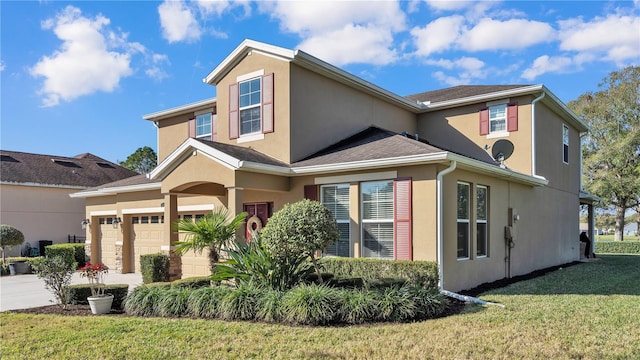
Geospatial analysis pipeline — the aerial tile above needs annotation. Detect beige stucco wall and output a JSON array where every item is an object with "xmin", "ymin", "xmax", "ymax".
[
  {"xmin": 215, "ymin": 52, "xmax": 292, "ymax": 163},
  {"xmin": 0, "ymin": 184, "xmax": 87, "ymax": 256},
  {"xmin": 290, "ymin": 64, "xmax": 417, "ymax": 162}
]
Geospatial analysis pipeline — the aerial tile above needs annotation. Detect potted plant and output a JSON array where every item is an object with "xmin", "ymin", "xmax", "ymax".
[
  {"xmin": 78, "ymin": 262, "xmax": 113, "ymax": 314},
  {"xmin": 1, "ymin": 225, "xmax": 25, "ymax": 275}
]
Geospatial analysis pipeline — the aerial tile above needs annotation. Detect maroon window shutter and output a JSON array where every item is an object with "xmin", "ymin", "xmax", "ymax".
[
  {"xmin": 262, "ymin": 73, "xmax": 274, "ymax": 134},
  {"xmin": 394, "ymin": 178, "xmax": 412, "ymax": 261},
  {"xmin": 229, "ymin": 83, "xmax": 239, "ymax": 140},
  {"xmin": 507, "ymin": 103, "xmax": 518, "ymax": 132},
  {"xmin": 211, "ymin": 114, "xmax": 218, "ymax": 141},
  {"xmin": 304, "ymin": 185, "xmax": 318, "ymax": 201},
  {"xmin": 188, "ymin": 118, "xmax": 196, "ymax": 138},
  {"xmin": 479, "ymin": 108, "xmax": 489, "ymax": 135}
]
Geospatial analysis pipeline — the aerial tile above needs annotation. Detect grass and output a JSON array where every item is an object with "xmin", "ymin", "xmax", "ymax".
[
  {"xmin": 595, "ymin": 234, "xmax": 639, "ymax": 241},
  {"xmin": 2, "ymin": 255, "xmax": 639, "ymax": 359}
]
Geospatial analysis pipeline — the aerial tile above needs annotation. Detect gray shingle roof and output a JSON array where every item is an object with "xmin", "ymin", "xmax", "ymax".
[
  {"xmin": 0, "ymin": 150, "xmax": 138, "ymax": 188},
  {"xmin": 195, "ymin": 139, "xmax": 290, "ymax": 167},
  {"xmin": 406, "ymin": 85, "xmax": 532, "ymax": 103}
]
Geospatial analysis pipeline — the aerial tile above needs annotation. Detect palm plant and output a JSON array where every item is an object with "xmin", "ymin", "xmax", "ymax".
[{"xmin": 174, "ymin": 208, "xmax": 247, "ymax": 272}]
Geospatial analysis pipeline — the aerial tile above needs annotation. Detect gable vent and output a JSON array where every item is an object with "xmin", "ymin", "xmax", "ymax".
[
  {"xmin": 51, "ymin": 159, "xmax": 81, "ymax": 168},
  {"xmin": 0, "ymin": 155, "xmax": 19, "ymax": 162},
  {"xmin": 96, "ymin": 162, "xmax": 115, "ymax": 169}
]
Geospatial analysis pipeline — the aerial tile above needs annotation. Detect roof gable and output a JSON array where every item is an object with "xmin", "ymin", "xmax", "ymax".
[{"xmin": 0, "ymin": 150, "xmax": 137, "ymax": 188}]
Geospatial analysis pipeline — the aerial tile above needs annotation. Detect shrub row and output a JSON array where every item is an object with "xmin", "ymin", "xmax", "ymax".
[
  {"xmin": 124, "ymin": 283, "xmax": 448, "ymax": 325},
  {"xmin": 144, "ymin": 276, "xmax": 212, "ymax": 290},
  {"xmin": 67, "ymin": 284, "xmax": 129, "ymax": 309},
  {"xmin": 320, "ymin": 258, "xmax": 438, "ymax": 289},
  {"xmin": 0, "ymin": 257, "xmax": 42, "ymax": 276},
  {"xmin": 595, "ymin": 241, "xmax": 640, "ymax": 254},
  {"xmin": 141, "ymin": 253, "xmax": 169, "ymax": 284},
  {"xmin": 45, "ymin": 244, "xmax": 85, "ymax": 268}
]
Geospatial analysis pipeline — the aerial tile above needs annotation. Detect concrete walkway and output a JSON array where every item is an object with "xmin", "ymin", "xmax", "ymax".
[{"xmin": 0, "ymin": 271, "xmax": 143, "ymax": 311}]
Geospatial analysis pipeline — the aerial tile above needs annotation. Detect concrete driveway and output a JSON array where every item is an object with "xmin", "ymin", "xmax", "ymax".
[{"xmin": 0, "ymin": 271, "xmax": 142, "ymax": 311}]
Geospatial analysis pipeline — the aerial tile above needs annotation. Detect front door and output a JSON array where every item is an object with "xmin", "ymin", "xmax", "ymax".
[{"xmin": 243, "ymin": 202, "xmax": 272, "ymax": 240}]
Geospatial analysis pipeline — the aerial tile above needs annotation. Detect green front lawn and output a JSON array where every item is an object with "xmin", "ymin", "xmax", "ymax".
[{"xmin": 2, "ymin": 255, "xmax": 639, "ymax": 359}]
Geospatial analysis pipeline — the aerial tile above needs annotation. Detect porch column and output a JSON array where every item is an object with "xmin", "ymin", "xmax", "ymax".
[
  {"xmin": 226, "ymin": 186, "xmax": 244, "ymax": 239},
  {"xmin": 88, "ymin": 216, "xmax": 100, "ymax": 264},
  {"xmin": 163, "ymin": 193, "xmax": 182, "ymax": 281},
  {"xmin": 588, "ymin": 203, "xmax": 595, "ymax": 255}
]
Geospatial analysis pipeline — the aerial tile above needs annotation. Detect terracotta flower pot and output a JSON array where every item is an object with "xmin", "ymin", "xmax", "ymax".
[{"xmin": 87, "ymin": 294, "xmax": 114, "ymax": 314}]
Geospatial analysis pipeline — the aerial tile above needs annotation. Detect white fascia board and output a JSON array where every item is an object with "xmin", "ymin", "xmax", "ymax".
[
  {"xmin": 149, "ymin": 138, "xmax": 242, "ymax": 180},
  {"xmin": 143, "ymin": 98, "xmax": 216, "ymax": 121},
  {"xmin": 69, "ymin": 182, "xmax": 161, "ymax": 198},
  {"xmin": 291, "ymin": 152, "xmax": 449, "ymax": 175},
  {"xmin": 293, "ymin": 50, "xmax": 424, "ymax": 112},
  {"xmin": 1, "ymin": 181, "xmax": 87, "ymax": 190},
  {"xmin": 448, "ymin": 153, "xmax": 548, "ymax": 187},
  {"xmin": 238, "ymin": 161, "xmax": 291, "ymax": 175},
  {"xmin": 424, "ymin": 85, "xmax": 545, "ymax": 110},
  {"xmin": 204, "ymin": 39, "xmax": 295, "ymax": 85}
]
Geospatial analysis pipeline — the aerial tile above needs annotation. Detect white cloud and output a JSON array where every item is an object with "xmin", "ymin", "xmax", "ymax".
[
  {"xmin": 298, "ymin": 24, "xmax": 398, "ymax": 66},
  {"xmin": 423, "ymin": 0, "xmax": 475, "ymax": 11},
  {"xmin": 0, "ymin": 60, "xmax": 4, "ymax": 72},
  {"xmin": 263, "ymin": 0, "xmax": 406, "ymax": 66},
  {"xmin": 558, "ymin": 14, "xmax": 640, "ymax": 64},
  {"xmin": 459, "ymin": 18, "xmax": 554, "ymax": 51},
  {"xmin": 145, "ymin": 54, "xmax": 171, "ymax": 81},
  {"xmin": 29, "ymin": 6, "xmax": 133, "ymax": 107},
  {"xmin": 428, "ymin": 56, "xmax": 486, "ymax": 85},
  {"xmin": 521, "ymin": 55, "xmax": 574, "ymax": 80},
  {"xmin": 410, "ymin": 15, "xmax": 464, "ymax": 56},
  {"xmin": 158, "ymin": 0, "xmax": 201, "ymax": 43}
]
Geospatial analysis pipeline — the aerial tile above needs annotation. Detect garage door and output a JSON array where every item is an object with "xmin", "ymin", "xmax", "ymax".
[
  {"xmin": 179, "ymin": 213, "xmax": 211, "ymax": 278},
  {"xmin": 131, "ymin": 215, "xmax": 164, "ymax": 273},
  {"xmin": 98, "ymin": 217, "xmax": 118, "ymax": 269}
]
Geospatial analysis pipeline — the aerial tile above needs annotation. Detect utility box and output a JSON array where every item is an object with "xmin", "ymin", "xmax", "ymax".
[{"xmin": 38, "ymin": 240, "xmax": 53, "ymax": 257}]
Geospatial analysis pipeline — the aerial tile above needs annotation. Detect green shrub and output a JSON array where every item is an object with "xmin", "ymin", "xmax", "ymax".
[
  {"xmin": 405, "ymin": 285, "xmax": 448, "ymax": 320},
  {"xmin": 338, "ymin": 288, "xmax": 379, "ymax": 324},
  {"xmin": 31, "ymin": 256, "xmax": 76, "ymax": 308},
  {"xmin": 219, "ymin": 284, "xmax": 263, "ymax": 321},
  {"xmin": 43, "ymin": 245, "xmax": 76, "ymax": 268},
  {"xmin": 46, "ymin": 244, "xmax": 86, "ymax": 268},
  {"xmin": 377, "ymin": 286, "xmax": 416, "ymax": 322},
  {"xmin": 140, "ymin": 253, "xmax": 169, "ymax": 284},
  {"xmin": 156, "ymin": 288, "xmax": 192, "ymax": 317},
  {"xmin": 1, "ymin": 257, "xmax": 41, "ymax": 276},
  {"xmin": 187, "ymin": 287, "xmax": 229, "ymax": 318},
  {"xmin": 124, "ymin": 286, "xmax": 165, "ymax": 316},
  {"xmin": 321, "ymin": 258, "xmax": 438, "ymax": 289},
  {"xmin": 256, "ymin": 288, "xmax": 284, "ymax": 323},
  {"xmin": 595, "ymin": 241, "xmax": 640, "ymax": 254},
  {"xmin": 171, "ymin": 276, "xmax": 211, "ymax": 289},
  {"xmin": 327, "ymin": 276, "xmax": 365, "ymax": 289},
  {"xmin": 281, "ymin": 284, "xmax": 340, "ymax": 325},
  {"xmin": 68, "ymin": 284, "xmax": 129, "ymax": 309},
  {"xmin": 1, "ymin": 225, "xmax": 24, "ymax": 262}
]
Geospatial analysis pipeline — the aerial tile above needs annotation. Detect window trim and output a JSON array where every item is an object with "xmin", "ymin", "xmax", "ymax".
[
  {"xmin": 195, "ymin": 112, "xmax": 212, "ymax": 140},
  {"xmin": 360, "ymin": 180, "xmax": 394, "ymax": 260},
  {"xmin": 457, "ymin": 182, "xmax": 471, "ymax": 260},
  {"xmin": 563, "ymin": 124, "xmax": 569, "ymax": 164},
  {"xmin": 476, "ymin": 185, "xmax": 488, "ymax": 258},
  {"xmin": 238, "ymin": 77, "xmax": 262, "ymax": 137},
  {"xmin": 320, "ymin": 184, "xmax": 351, "ymax": 257}
]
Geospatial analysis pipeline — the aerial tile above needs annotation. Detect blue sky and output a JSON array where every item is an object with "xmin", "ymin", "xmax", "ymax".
[{"xmin": 1, "ymin": 1, "xmax": 639, "ymax": 164}]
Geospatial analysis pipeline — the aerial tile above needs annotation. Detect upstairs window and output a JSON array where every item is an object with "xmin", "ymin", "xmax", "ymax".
[
  {"xmin": 196, "ymin": 113, "xmax": 212, "ymax": 140},
  {"xmin": 229, "ymin": 72, "xmax": 274, "ymax": 140},
  {"xmin": 563, "ymin": 124, "xmax": 569, "ymax": 164},
  {"xmin": 480, "ymin": 102, "xmax": 517, "ymax": 136},
  {"xmin": 239, "ymin": 78, "xmax": 262, "ymax": 135}
]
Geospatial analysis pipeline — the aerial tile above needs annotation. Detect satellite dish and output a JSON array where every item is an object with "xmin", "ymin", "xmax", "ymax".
[{"xmin": 491, "ymin": 139, "xmax": 514, "ymax": 165}]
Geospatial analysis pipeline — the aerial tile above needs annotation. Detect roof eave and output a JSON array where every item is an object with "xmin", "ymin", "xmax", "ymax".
[
  {"xmin": 448, "ymin": 153, "xmax": 548, "ymax": 187},
  {"xmin": 69, "ymin": 182, "xmax": 161, "ymax": 198},
  {"xmin": 143, "ymin": 98, "xmax": 216, "ymax": 121}
]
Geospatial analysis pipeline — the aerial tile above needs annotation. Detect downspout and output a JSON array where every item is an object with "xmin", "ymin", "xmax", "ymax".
[
  {"xmin": 531, "ymin": 92, "xmax": 545, "ymax": 176},
  {"xmin": 436, "ymin": 160, "xmax": 504, "ymax": 307}
]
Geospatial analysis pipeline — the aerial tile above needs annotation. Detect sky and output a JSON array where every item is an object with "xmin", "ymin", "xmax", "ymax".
[{"xmin": 1, "ymin": 1, "xmax": 639, "ymax": 164}]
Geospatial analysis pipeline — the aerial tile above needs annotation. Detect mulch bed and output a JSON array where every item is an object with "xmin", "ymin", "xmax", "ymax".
[{"xmin": 8, "ymin": 304, "xmax": 127, "ymax": 317}]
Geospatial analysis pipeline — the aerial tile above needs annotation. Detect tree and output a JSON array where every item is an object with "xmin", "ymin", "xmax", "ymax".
[
  {"xmin": 174, "ymin": 208, "xmax": 247, "ymax": 273},
  {"xmin": 568, "ymin": 66, "xmax": 640, "ymax": 241},
  {"xmin": 0, "ymin": 224, "xmax": 24, "ymax": 263},
  {"xmin": 119, "ymin": 146, "xmax": 157, "ymax": 174},
  {"xmin": 260, "ymin": 199, "xmax": 339, "ymax": 284}
]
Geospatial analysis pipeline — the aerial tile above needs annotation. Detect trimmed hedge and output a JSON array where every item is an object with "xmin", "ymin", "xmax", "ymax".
[
  {"xmin": 320, "ymin": 258, "xmax": 439, "ymax": 290},
  {"xmin": 45, "ymin": 244, "xmax": 85, "ymax": 268},
  {"xmin": 595, "ymin": 241, "xmax": 640, "ymax": 254},
  {"xmin": 140, "ymin": 253, "xmax": 169, "ymax": 284},
  {"xmin": 171, "ymin": 276, "xmax": 211, "ymax": 289},
  {"xmin": 68, "ymin": 284, "xmax": 129, "ymax": 309}
]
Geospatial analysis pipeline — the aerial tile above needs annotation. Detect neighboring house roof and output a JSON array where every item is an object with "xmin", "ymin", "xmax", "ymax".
[
  {"xmin": 0, "ymin": 150, "xmax": 137, "ymax": 189},
  {"xmin": 406, "ymin": 85, "xmax": 533, "ymax": 104}
]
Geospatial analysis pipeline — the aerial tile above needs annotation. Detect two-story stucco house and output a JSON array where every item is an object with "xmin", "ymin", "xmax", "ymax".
[{"xmin": 71, "ymin": 40, "xmax": 592, "ymax": 292}]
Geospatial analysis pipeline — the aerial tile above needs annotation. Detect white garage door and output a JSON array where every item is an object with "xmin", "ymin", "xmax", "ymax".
[
  {"xmin": 98, "ymin": 217, "xmax": 118, "ymax": 269},
  {"xmin": 179, "ymin": 213, "xmax": 211, "ymax": 278},
  {"xmin": 131, "ymin": 215, "xmax": 164, "ymax": 273}
]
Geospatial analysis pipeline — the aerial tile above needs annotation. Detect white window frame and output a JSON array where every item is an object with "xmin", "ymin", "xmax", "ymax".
[
  {"xmin": 195, "ymin": 111, "xmax": 212, "ymax": 140},
  {"xmin": 360, "ymin": 180, "xmax": 394, "ymax": 260},
  {"xmin": 489, "ymin": 103, "xmax": 508, "ymax": 135},
  {"xmin": 563, "ymin": 124, "xmax": 569, "ymax": 164},
  {"xmin": 457, "ymin": 182, "xmax": 470, "ymax": 260},
  {"xmin": 238, "ymin": 77, "xmax": 262, "ymax": 137},
  {"xmin": 320, "ymin": 184, "xmax": 351, "ymax": 257},
  {"xmin": 476, "ymin": 185, "xmax": 488, "ymax": 258}
]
